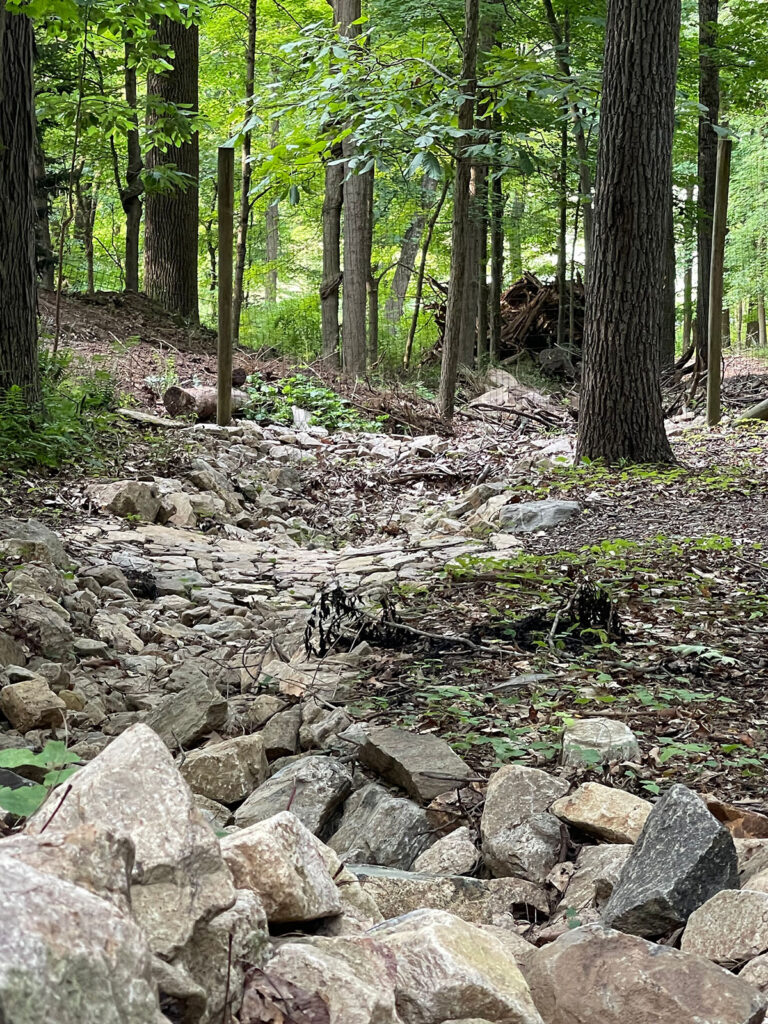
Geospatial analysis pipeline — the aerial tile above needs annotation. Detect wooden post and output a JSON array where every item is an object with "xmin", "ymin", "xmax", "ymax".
[
  {"xmin": 706, "ymin": 136, "xmax": 732, "ymax": 427},
  {"xmin": 217, "ymin": 145, "xmax": 235, "ymax": 426}
]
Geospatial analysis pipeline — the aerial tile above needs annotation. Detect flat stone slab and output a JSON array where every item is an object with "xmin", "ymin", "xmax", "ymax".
[
  {"xmin": 358, "ymin": 726, "xmax": 475, "ymax": 803},
  {"xmin": 561, "ymin": 717, "xmax": 640, "ymax": 767},
  {"xmin": 499, "ymin": 500, "xmax": 580, "ymax": 534},
  {"xmin": 552, "ymin": 783, "xmax": 651, "ymax": 843}
]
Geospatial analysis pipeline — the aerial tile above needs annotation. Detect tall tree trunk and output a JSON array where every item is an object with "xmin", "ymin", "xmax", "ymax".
[
  {"xmin": 264, "ymin": 122, "xmax": 280, "ymax": 303},
  {"xmin": 508, "ymin": 194, "xmax": 524, "ymax": 280},
  {"xmin": 759, "ymin": 293, "xmax": 767, "ymax": 349},
  {"xmin": 320, "ymin": 144, "xmax": 344, "ymax": 362},
  {"xmin": 475, "ymin": 162, "xmax": 490, "ymax": 362},
  {"xmin": 696, "ymin": 0, "xmax": 719, "ymax": 364},
  {"xmin": 233, "ymin": 0, "xmax": 256, "ymax": 343},
  {"xmin": 144, "ymin": 17, "xmax": 199, "ymax": 321},
  {"xmin": 123, "ymin": 43, "xmax": 142, "ymax": 293},
  {"xmin": 736, "ymin": 298, "xmax": 743, "ymax": 346},
  {"xmin": 403, "ymin": 176, "xmax": 450, "ymax": 368},
  {"xmin": 576, "ymin": 0, "xmax": 678, "ymax": 464},
  {"xmin": 682, "ymin": 183, "xmax": 694, "ymax": 354},
  {"xmin": 489, "ymin": 156, "xmax": 505, "ymax": 361},
  {"xmin": 338, "ymin": 0, "xmax": 370, "ymax": 375},
  {"xmin": 661, "ymin": 184, "xmax": 677, "ymax": 367},
  {"xmin": 0, "ymin": 2, "xmax": 39, "ymax": 401},
  {"xmin": 438, "ymin": 0, "xmax": 480, "ymax": 419},
  {"xmin": 556, "ymin": 113, "xmax": 568, "ymax": 349},
  {"xmin": 385, "ymin": 175, "xmax": 436, "ymax": 326},
  {"xmin": 34, "ymin": 140, "xmax": 55, "ymax": 289}
]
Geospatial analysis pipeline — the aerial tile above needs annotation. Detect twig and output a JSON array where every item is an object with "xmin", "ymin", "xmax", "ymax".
[{"xmin": 39, "ymin": 783, "xmax": 73, "ymax": 834}]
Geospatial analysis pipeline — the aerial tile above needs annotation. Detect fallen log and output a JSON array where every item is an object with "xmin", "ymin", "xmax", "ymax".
[
  {"xmin": 737, "ymin": 397, "xmax": 768, "ymax": 422},
  {"xmin": 163, "ymin": 386, "xmax": 249, "ymax": 422}
]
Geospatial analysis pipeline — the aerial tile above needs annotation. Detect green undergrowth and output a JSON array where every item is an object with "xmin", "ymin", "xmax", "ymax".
[{"xmin": 243, "ymin": 372, "xmax": 387, "ymax": 432}]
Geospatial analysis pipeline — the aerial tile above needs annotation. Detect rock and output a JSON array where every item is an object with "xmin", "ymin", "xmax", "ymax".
[
  {"xmin": 245, "ymin": 693, "xmax": 287, "ymax": 727},
  {"xmin": 0, "ymin": 853, "xmax": 160, "ymax": 1023},
  {"xmin": 551, "ymin": 783, "xmax": 651, "ymax": 843},
  {"xmin": 234, "ymin": 755, "xmax": 352, "ymax": 834},
  {"xmin": 551, "ymin": 844, "xmax": 632, "ymax": 927},
  {"xmin": 180, "ymin": 889, "xmax": 269, "ymax": 1023},
  {"xmin": 163, "ymin": 492, "xmax": 198, "ymax": 529},
  {"xmin": 73, "ymin": 636, "xmax": 110, "ymax": 658},
  {"xmin": 0, "ymin": 517, "xmax": 68, "ymax": 567},
  {"xmin": 221, "ymin": 811, "xmax": 343, "ymax": 923},
  {"xmin": 9, "ymin": 598, "xmax": 74, "ymax": 658},
  {"xmin": 91, "ymin": 480, "xmax": 161, "ymax": 523},
  {"xmin": 92, "ymin": 609, "xmax": 144, "ymax": 654},
  {"xmin": 601, "ymin": 784, "xmax": 739, "ymax": 937},
  {"xmin": 0, "ymin": 675, "xmax": 66, "ymax": 732},
  {"xmin": 498, "ymin": 500, "xmax": 580, "ymax": 534},
  {"xmin": 0, "ymin": 633, "xmax": 25, "ymax": 668},
  {"xmin": 706, "ymin": 797, "xmax": 768, "ymax": 839},
  {"xmin": 194, "ymin": 794, "xmax": 232, "ymax": 830},
  {"xmin": 480, "ymin": 765, "xmax": 569, "ymax": 883},
  {"xmin": 180, "ymin": 734, "xmax": 269, "ymax": 804},
  {"xmin": 327, "ymin": 782, "xmax": 433, "ymax": 869},
  {"xmin": 144, "ymin": 673, "xmax": 228, "ymax": 751},
  {"xmin": 27, "ymin": 723, "xmax": 235, "ymax": 957},
  {"xmin": 259, "ymin": 705, "xmax": 302, "ymax": 758},
  {"xmin": 681, "ymin": 889, "xmax": 768, "ymax": 966},
  {"xmin": 352, "ymin": 866, "xmax": 548, "ymax": 930},
  {"xmin": 525, "ymin": 923, "xmax": 766, "ymax": 1024},
  {"xmin": 561, "ymin": 717, "xmax": 640, "ymax": 767},
  {"xmin": 299, "ymin": 702, "xmax": 352, "ymax": 750},
  {"xmin": 370, "ymin": 908, "xmax": 544, "ymax": 1024},
  {"xmin": 358, "ymin": 726, "xmax": 475, "ymax": 803},
  {"xmin": 413, "ymin": 826, "xmax": 479, "ymax": 875},
  {"xmin": 740, "ymin": 953, "xmax": 768, "ymax": 994},
  {"xmin": 241, "ymin": 936, "xmax": 399, "ymax": 1024}
]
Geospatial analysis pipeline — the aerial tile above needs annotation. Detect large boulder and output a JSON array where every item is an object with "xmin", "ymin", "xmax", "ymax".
[
  {"xmin": 560, "ymin": 718, "xmax": 640, "ymax": 768},
  {"xmin": 0, "ymin": 853, "xmax": 160, "ymax": 1024},
  {"xmin": 480, "ymin": 765, "xmax": 569, "ymax": 883},
  {"xmin": 370, "ymin": 908, "xmax": 544, "ymax": 1024},
  {"xmin": 179, "ymin": 734, "xmax": 268, "ymax": 804},
  {"xmin": 90, "ymin": 481, "xmax": 161, "ymax": 523},
  {"xmin": 498, "ymin": 501, "xmax": 580, "ymax": 534},
  {"xmin": 233, "ymin": 755, "xmax": 352, "ymax": 834},
  {"xmin": 143, "ymin": 672, "xmax": 228, "ymax": 751},
  {"xmin": 241, "ymin": 936, "xmax": 400, "ymax": 1024},
  {"xmin": 525, "ymin": 923, "xmax": 766, "ymax": 1024},
  {"xmin": 26, "ymin": 723, "xmax": 235, "ymax": 957},
  {"xmin": 0, "ymin": 518, "xmax": 68, "ymax": 567},
  {"xmin": 357, "ymin": 726, "xmax": 475, "ymax": 803},
  {"xmin": 328, "ymin": 783, "xmax": 433, "ymax": 869},
  {"xmin": 601, "ymin": 784, "xmax": 738, "ymax": 937},
  {"xmin": 681, "ymin": 889, "xmax": 768, "ymax": 966},
  {"xmin": 551, "ymin": 783, "xmax": 651, "ymax": 843},
  {"xmin": 221, "ymin": 811, "xmax": 342, "ymax": 923}
]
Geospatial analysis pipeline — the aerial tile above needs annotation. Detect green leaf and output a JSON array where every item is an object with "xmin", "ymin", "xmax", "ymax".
[
  {"xmin": 43, "ymin": 766, "xmax": 79, "ymax": 787},
  {"xmin": 0, "ymin": 748, "xmax": 41, "ymax": 770},
  {"xmin": 0, "ymin": 784, "xmax": 49, "ymax": 818}
]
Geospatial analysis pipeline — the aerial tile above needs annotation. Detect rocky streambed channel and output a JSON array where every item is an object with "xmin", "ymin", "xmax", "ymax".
[{"xmin": 0, "ymin": 418, "xmax": 767, "ymax": 1023}]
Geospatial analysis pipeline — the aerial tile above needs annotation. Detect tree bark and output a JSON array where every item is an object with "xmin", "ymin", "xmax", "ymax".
[
  {"xmin": 384, "ymin": 175, "xmax": 436, "ymax": 326},
  {"xmin": 556, "ymin": 113, "xmax": 568, "ymax": 349},
  {"xmin": 404, "ymin": 176, "xmax": 450, "ymax": 368},
  {"xmin": 438, "ymin": 0, "xmax": 480, "ymax": 419},
  {"xmin": 233, "ymin": 0, "xmax": 257, "ymax": 343},
  {"xmin": 264, "ymin": 123, "xmax": 280, "ymax": 303},
  {"xmin": 320, "ymin": 144, "xmax": 344, "ymax": 363},
  {"xmin": 661, "ymin": 183, "xmax": 677, "ymax": 368},
  {"xmin": 123, "ymin": 43, "xmax": 142, "ymax": 293},
  {"xmin": 682, "ymin": 183, "xmax": 694, "ymax": 354},
  {"xmin": 34, "ymin": 140, "xmax": 55, "ymax": 289},
  {"xmin": 508, "ymin": 194, "xmax": 524, "ymax": 280},
  {"xmin": 489, "ymin": 159, "xmax": 505, "ymax": 361},
  {"xmin": 576, "ymin": 0, "xmax": 678, "ymax": 464},
  {"xmin": 0, "ymin": 2, "xmax": 39, "ymax": 402},
  {"xmin": 338, "ymin": 0, "xmax": 371, "ymax": 375},
  {"xmin": 696, "ymin": 0, "xmax": 719, "ymax": 364},
  {"xmin": 759, "ymin": 293, "xmax": 766, "ymax": 349},
  {"xmin": 144, "ymin": 17, "xmax": 199, "ymax": 321}
]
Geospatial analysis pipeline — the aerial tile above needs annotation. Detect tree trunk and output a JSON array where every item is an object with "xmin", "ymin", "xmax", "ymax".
[
  {"xmin": 338, "ymin": 0, "xmax": 370, "ymax": 375},
  {"xmin": 476, "ymin": 162, "xmax": 490, "ymax": 362},
  {"xmin": 164, "ymin": 385, "xmax": 248, "ymax": 422},
  {"xmin": 661, "ymin": 183, "xmax": 676, "ymax": 368},
  {"xmin": 736, "ymin": 299, "xmax": 743, "ymax": 346},
  {"xmin": 385, "ymin": 175, "xmax": 437, "ymax": 326},
  {"xmin": 437, "ymin": 0, "xmax": 480, "ymax": 420},
  {"xmin": 682, "ymin": 184, "xmax": 694, "ymax": 354},
  {"xmin": 508, "ymin": 194, "xmax": 524, "ymax": 280},
  {"xmin": 34, "ymin": 140, "xmax": 55, "ymax": 289},
  {"xmin": 489, "ymin": 162, "xmax": 505, "ymax": 361},
  {"xmin": 0, "ymin": 2, "xmax": 39, "ymax": 402},
  {"xmin": 233, "ymin": 0, "xmax": 256, "ymax": 343},
  {"xmin": 144, "ymin": 17, "xmax": 199, "ymax": 321},
  {"xmin": 576, "ymin": 0, "xmax": 678, "ymax": 464},
  {"xmin": 404, "ymin": 176, "xmax": 450, "ymax": 368},
  {"xmin": 721, "ymin": 307, "xmax": 730, "ymax": 348},
  {"xmin": 759, "ymin": 293, "xmax": 766, "ymax": 349},
  {"xmin": 123, "ymin": 43, "xmax": 142, "ymax": 293},
  {"xmin": 696, "ymin": 0, "xmax": 719, "ymax": 364},
  {"xmin": 556, "ymin": 113, "xmax": 568, "ymax": 349},
  {"xmin": 320, "ymin": 144, "xmax": 344, "ymax": 363}
]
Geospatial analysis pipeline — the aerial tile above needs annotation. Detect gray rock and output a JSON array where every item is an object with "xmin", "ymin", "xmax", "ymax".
[
  {"xmin": 370, "ymin": 908, "xmax": 544, "ymax": 1024},
  {"xmin": 327, "ymin": 782, "xmax": 433, "ymax": 869},
  {"xmin": 260, "ymin": 705, "xmax": 302, "ymax": 759},
  {"xmin": 550, "ymin": 844, "xmax": 632, "ymax": 928},
  {"xmin": 602, "ymin": 784, "xmax": 739, "ymax": 937},
  {"xmin": 0, "ymin": 518, "xmax": 68, "ymax": 567},
  {"xmin": 0, "ymin": 675, "xmax": 66, "ymax": 732},
  {"xmin": 740, "ymin": 953, "xmax": 768, "ymax": 995},
  {"xmin": 8, "ymin": 597, "xmax": 74, "ymax": 658},
  {"xmin": 180, "ymin": 733, "xmax": 269, "ymax": 804},
  {"xmin": 0, "ymin": 853, "xmax": 160, "ymax": 1023},
  {"xmin": 413, "ymin": 826, "xmax": 479, "ymax": 875},
  {"xmin": 561, "ymin": 717, "xmax": 640, "ymax": 767},
  {"xmin": 92, "ymin": 609, "xmax": 143, "ymax": 654},
  {"xmin": 498, "ymin": 500, "xmax": 580, "ymax": 534},
  {"xmin": 91, "ymin": 480, "xmax": 161, "ymax": 522},
  {"xmin": 481, "ymin": 765, "xmax": 569, "ymax": 883},
  {"xmin": 221, "ymin": 811, "xmax": 342, "ymax": 923},
  {"xmin": 525, "ymin": 923, "xmax": 766, "ymax": 1024},
  {"xmin": 73, "ymin": 636, "xmax": 111, "ymax": 658},
  {"xmin": 27, "ymin": 723, "xmax": 235, "ymax": 957},
  {"xmin": 0, "ymin": 633, "xmax": 25, "ymax": 668},
  {"xmin": 299, "ymin": 702, "xmax": 352, "ymax": 751},
  {"xmin": 144, "ymin": 674, "xmax": 228, "ymax": 751},
  {"xmin": 358, "ymin": 726, "xmax": 475, "ymax": 803},
  {"xmin": 681, "ymin": 889, "xmax": 768, "ymax": 966},
  {"xmin": 234, "ymin": 755, "xmax": 352, "ymax": 834}
]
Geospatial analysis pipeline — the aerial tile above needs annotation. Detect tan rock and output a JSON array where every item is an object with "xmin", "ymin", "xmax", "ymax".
[
  {"xmin": 551, "ymin": 783, "xmax": 651, "ymax": 843},
  {"xmin": 681, "ymin": 889, "xmax": 768, "ymax": 966},
  {"xmin": 740, "ymin": 952, "xmax": 768, "ymax": 993},
  {"xmin": 526, "ymin": 923, "xmax": 766, "ymax": 1024},
  {"xmin": 413, "ymin": 826, "xmax": 479, "ymax": 875},
  {"xmin": 550, "ymin": 844, "xmax": 631, "ymax": 927},
  {"xmin": 221, "ymin": 811, "xmax": 342, "ymax": 923},
  {"xmin": 0, "ymin": 675, "xmax": 66, "ymax": 732},
  {"xmin": 180, "ymin": 734, "xmax": 268, "ymax": 804}
]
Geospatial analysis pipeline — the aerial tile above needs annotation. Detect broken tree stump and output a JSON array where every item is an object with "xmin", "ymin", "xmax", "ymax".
[{"xmin": 163, "ymin": 386, "xmax": 249, "ymax": 423}]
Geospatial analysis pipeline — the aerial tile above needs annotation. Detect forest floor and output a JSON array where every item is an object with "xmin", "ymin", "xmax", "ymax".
[{"xmin": 13, "ymin": 289, "xmax": 768, "ymax": 811}]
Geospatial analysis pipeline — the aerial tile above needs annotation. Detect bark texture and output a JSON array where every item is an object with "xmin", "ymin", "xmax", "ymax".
[
  {"xmin": 576, "ymin": 0, "xmax": 678, "ymax": 464},
  {"xmin": 0, "ymin": 3, "xmax": 39, "ymax": 401},
  {"xmin": 123, "ymin": 44, "xmax": 142, "ymax": 293},
  {"xmin": 696, "ymin": 0, "xmax": 719, "ymax": 362},
  {"xmin": 144, "ymin": 17, "xmax": 199, "ymax": 321},
  {"xmin": 264, "ymin": 120, "xmax": 280, "ymax": 303},
  {"xmin": 438, "ymin": 0, "xmax": 480, "ymax": 419},
  {"xmin": 233, "ymin": 0, "xmax": 257, "ymax": 343},
  {"xmin": 320, "ymin": 145, "xmax": 344, "ymax": 362}
]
